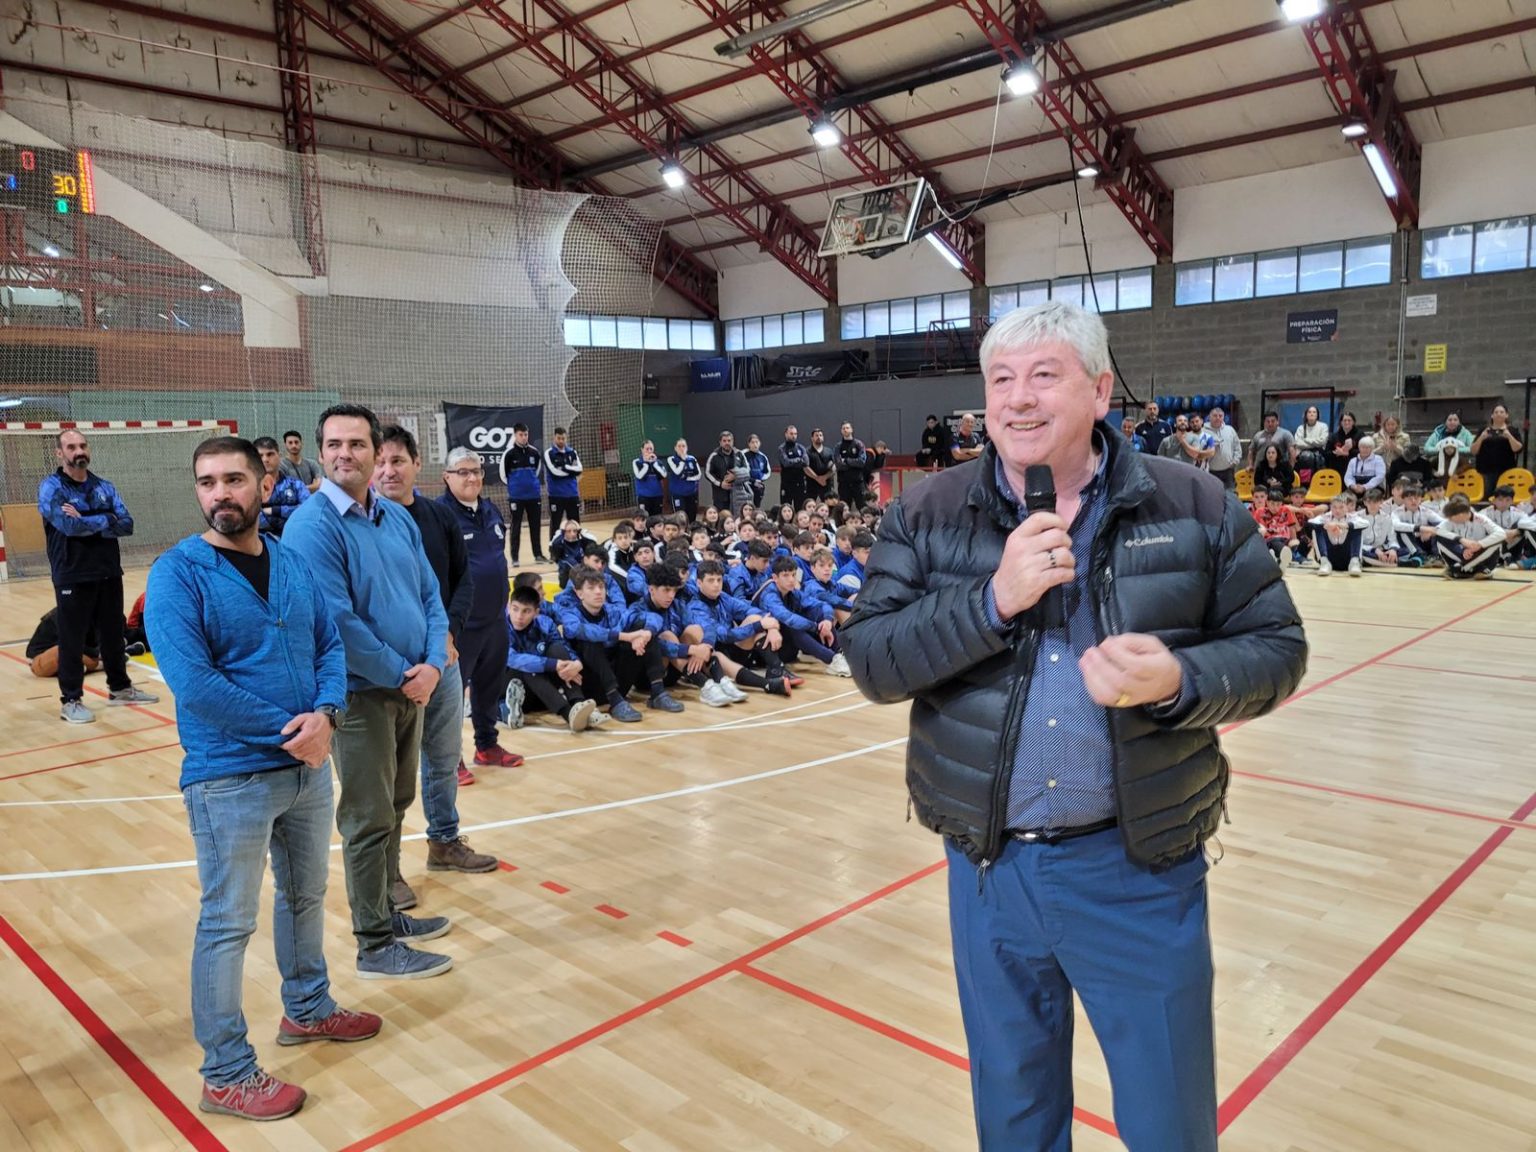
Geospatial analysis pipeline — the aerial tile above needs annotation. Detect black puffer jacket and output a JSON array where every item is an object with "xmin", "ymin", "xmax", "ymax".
[{"xmin": 841, "ymin": 426, "xmax": 1307, "ymax": 870}]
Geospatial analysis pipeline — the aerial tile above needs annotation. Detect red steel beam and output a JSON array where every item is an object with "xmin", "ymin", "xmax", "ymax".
[
  {"xmin": 439, "ymin": 0, "xmax": 633, "ymax": 82},
  {"xmin": 274, "ymin": 0, "xmax": 327, "ymax": 276},
  {"xmin": 461, "ymin": 0, "xmax": 836, "ymax": 302},
  {"xmin": 1299, "ymin": 4, "xmax": 1421, "ymax": 229},
  {"xmin": 956, "ymin": 0, "xmax": 1173, "ymax": 259},
  {"xmin": 682, "ymin": 0, "xmax": 984, "ymax": 283}
]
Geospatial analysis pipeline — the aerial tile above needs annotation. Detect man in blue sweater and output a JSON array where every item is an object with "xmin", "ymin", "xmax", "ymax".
[
  {"xmin": 147, "ymin": 436, "xmax": 380, "ymax": 1122},
  {"xmin": 543, "ymin": 424, "xmax": 584, "ymax": 533},
  {"xmin": 282, "ymin": 404, "xmax": 454, "ymax": 981},
  {"xmin": 37, "ymin": 428, "xmax": 159, "ymax": 723}
]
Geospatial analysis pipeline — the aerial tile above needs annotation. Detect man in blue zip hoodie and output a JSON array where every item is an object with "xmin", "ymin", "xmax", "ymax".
[
  {"xmin": 146, "ymin": 436, "xmax": 380, "ymax": 1122},
  {"xmin": 543, "ymin": 425, "xmax": 584, "ymax": 533},
  {"xmin": 498, "ymin": 422, "xmax": 545, "ymax": 566},
  {"xmin": 281, "ymin": 404, "xmax": 453, "ymax": 982},
  {"xmin": 37, "ymin": 428, "xmax": 159, "ymax": 723}
]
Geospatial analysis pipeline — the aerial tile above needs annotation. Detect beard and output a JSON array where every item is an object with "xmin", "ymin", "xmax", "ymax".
[
  {"xmin": 203, "ymin": 499, "xmax": 260, "ymax": 537},
  {"xmin": 69, "ymin": 453, "xmax": 90, "ymax": 468}
]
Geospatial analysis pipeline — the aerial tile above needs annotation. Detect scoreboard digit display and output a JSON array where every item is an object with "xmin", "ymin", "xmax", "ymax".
[{"xmin": 0, "ymin": 143, "xmax": 96, "ymax": 215}]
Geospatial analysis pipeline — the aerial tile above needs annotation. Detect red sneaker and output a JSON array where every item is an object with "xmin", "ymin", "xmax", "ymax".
[
  {"xmin": 276, "ymin": 1006, "xmax": 384, "ymax": 1047},
  {"xmin": 473, "ymin": 745, "xmax": 525, "ymax": 768},
  {"xmin": 783, "ymin": 672, "xmax": 806, "ymax": 688},
  {"xmin": 457, "ymin": 761, "xmax": 477, "ymax": 786},
  {"xmin": 199, "ymin": 1070, "xmax": 306, "ymax": 1121}
]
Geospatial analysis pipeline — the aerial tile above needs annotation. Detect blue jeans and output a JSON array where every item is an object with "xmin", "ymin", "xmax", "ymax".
[
  {"xmin": 946, "ymin": 831, "xmax": 1217, "ymax": 1151},
  {"xmin": 184, "ymin": 764, "xmax": 337, "ymax": 1087},
  {"xmin": 419, "ymin": 659, "xmax": 465, "ymax": 844},
  {"xmin": 1312, "ymin": 524, "xmax": 1363, "ymax": 567}
]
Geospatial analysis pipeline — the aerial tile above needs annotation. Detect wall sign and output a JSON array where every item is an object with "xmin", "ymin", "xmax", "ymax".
[
  {"xmin": 1405, "ymin": 294, "xmax": 1438, "ymax": 318},
  {"xmin": 1424, "ymin": 344, "xmax": 1448, "ymax": 373},
  {"xmin": 1286, "ymin": 309, "xmax": 1339, "ymax": 343}
]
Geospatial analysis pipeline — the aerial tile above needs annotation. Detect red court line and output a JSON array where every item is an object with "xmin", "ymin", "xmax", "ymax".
[
  {"xmin": 336, "ymin": 858, "xmax": 949, "ymax": 1152},
  {"xmin": 496, "ymin": 861, "xmax": 518, "ymax": 872},
  {"xmin": 1216, "ymin": 788, "xmax": 1536, "ymax": 1133},
  {"xmin": 540, "ymin": 880, "xmax": 570, "ymax": 895},
  {"xmin": 0, "ymin": 718, "xmax": 174, "ymax": 760},
  {"xmin": 594, "ymin": 904, "xmax": 628, "ymax": 920},
  {"xmin": 739, "ymin": 963, "xmax": 1119, "ymax": 1137},
  {"xmin": 656, "ymin": 931, "xmax": 693, "ymax": 948},
  {"xmin": 0, "ymin": 911, "xmax": 230, "ymax": 1152},
  {"xmin": 1376, "ymin": 660, "xmax": 1536, "ymax": 684},
  {"xmin": 0, "ymin": 741, "xmax": 182, "ymax": 783},
  {"xmin": 1233, "ymin": 769, "xmax": 1536, "ymax": 832},
  {"xmin": 1298, "ymin": 617, "xmax": 1420, "ymax": 630},
  {"xmin": 1223, "ymin": 584, "xmax": 1532, "ymax": 735}
]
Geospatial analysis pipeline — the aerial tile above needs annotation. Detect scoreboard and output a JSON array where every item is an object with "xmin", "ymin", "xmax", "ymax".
[{"xmin": 0, "ymin": 143, "xmax": 96, "ymax": 215}]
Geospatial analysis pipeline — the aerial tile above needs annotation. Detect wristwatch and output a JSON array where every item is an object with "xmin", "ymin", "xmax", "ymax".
[{"xmin": 316, "ymin": 704, "xmax": 343, "ymax": 729}]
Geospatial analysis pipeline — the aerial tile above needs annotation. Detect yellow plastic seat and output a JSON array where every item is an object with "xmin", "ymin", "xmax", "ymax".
[
  {"xmin": 1496, "ymin": 467, "xmax": 1534, "ymax": 503},
  {"xmin": 1303, "ymin": 468, "xmax": 1342, "ymax": 503},
  {"xmin": 1446, "ymin": 469, "xmax": 1484, "ymax": 503},
  {"xmin": 1235, "ymin": 468, "xmax": 1254, "ymax": 502}
]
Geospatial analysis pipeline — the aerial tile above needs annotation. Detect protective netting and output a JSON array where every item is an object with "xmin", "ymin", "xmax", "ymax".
[{"xmin": 0, "ymin": 91, "xmax": 670, "ymax": 577}]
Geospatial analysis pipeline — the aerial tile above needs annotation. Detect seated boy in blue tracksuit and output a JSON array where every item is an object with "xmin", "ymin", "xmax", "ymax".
[
  {"xmin": 623, "ymin": 563, "xmax": 732, "ymax": 708},
  {"xmin": 727, "ymin": 539, "xmax": 775, "ymax": 602},
  {"xmin": 502, "ymin": 585, "xmax": 599, "ymax": 733},
  {"xmin": 831, "ymin": 525, "xmax": 855, "ymax": 569},
  {"xmin": 625, "ymin": 540, "xmax": 656, "ymax": 603},
  {"xmin": 556, "ymin": 568, "xmax": 666, "ymax": 721},
  {"xmin": 758, "ymin": 557, "xmax": 851, "ymax": 676},
  {"xmin": 687, "ymin": 560, "xmax": 793, "ymax": 696},
  {"xmin": 834, "ymin": 530, "xmax": 874, "ymax": 595},
  {"xmin": 564, "ymin": 541, "xmax": 626, "ymax": 605},
  {"xmin": 549, "ymin": 519, "xmax": 593, "ymax": 584},
  {"xmin": 804, "ymin": 547, "xmax": 854, "ymax": 623}
]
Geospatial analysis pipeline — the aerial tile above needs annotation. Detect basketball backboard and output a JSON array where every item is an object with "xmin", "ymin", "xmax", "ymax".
[{"xmin": 817, "ymin": 176, "xmax": 929, "ymax": 258}]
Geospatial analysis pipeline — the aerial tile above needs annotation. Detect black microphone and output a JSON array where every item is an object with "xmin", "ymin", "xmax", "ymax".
[{"xmin": 1022, "ymin": 465, "xmax": 1065, "ymax": 632}]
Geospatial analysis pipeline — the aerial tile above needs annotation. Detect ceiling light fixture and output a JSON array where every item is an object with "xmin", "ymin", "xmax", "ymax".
[
  {"xmin": 1341, "ymin": 119, "xmax": 1368, "ymax": 139},
  {"xmin": 1279, "ymin": 0, "xmax": 1326, "ymax": 23},
  {"xmin": 42, "ymin": 244, "xmax": 60, "ymax": 257},
  {"xmin": 660, "ymin": 161, "xmax": 687, "ymax": 190},
  {"xmin": 1362, "ymin": 142, "xmax": 1397, "ymax": 198},
  {"xmin": 198, "ymin": 283, "xmax": 215, "ymax": 293},
  {"xmin": 925, "ymin": 232, "xmax": 964, "ymax": 271},
  {"xmin": 810, "ymin": 117, "xmax": 842, "ymax": 148},
  {"xmin": 1003, "ymin": 58, "xmax": 1042, "ymax": 98},
  {"xmin": 1077, "ymin": 164, "xmax": 1100, "ymax": 179}
]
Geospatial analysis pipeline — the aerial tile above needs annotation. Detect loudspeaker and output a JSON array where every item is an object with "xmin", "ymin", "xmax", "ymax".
[
  {"xmin": 642, "ymin": 374, "xmax": 660, "ymax": 400},
  {"xmin": 1403, "ymin": 374, "xmax": 1424, "ymax": 398}
]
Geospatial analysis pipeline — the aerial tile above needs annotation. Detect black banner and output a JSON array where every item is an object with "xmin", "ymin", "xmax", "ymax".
[
  {"xmin": 763, "ymin": 350, "xmax": 866, "ymax": 386},
  {"xmin": 441, "ymin": 402, "xmax": 543, "ymax": 485},
  {"xmin": 1286, "ymin": 309, "xmax": 1339, "ymax": 344}
]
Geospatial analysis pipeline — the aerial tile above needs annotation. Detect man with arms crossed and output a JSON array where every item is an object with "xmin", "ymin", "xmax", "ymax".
[
  {"xmin": 843, "ymin": 301, "xmax": 1307, "ymax": 1151},
  {"xmin": 147, "ymin": 436, "xmax": 380, "ymax": 1122},
  {"xmin": 283, "ymin": 404, "xmax": 454, "ymax": 980}
]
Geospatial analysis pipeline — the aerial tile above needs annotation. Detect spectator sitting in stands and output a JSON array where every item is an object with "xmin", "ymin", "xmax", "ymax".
[
  {"xmin": 1253, "ymin": 442, "xmax": 1297, "ymax": 496},
  {"xmin": 1344, "ymin": 436, "xmax": 1386, "ymax": 496},
  {"xmin": 1326, "ymin": 411, "xmax": 1363, "ymax": 469},
  {"xmin": 1386, "ymin": 442, "xmax": 1435, "ymax": 492},
  {"xmin": 1425, "ymin": 413, "xmax": 1474, "ymax": 477}
]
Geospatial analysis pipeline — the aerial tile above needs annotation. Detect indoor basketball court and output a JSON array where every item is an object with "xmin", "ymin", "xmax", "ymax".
[{"xmin": 2, "ymin": 0, "xmax": 1536, "ymax": 1150}]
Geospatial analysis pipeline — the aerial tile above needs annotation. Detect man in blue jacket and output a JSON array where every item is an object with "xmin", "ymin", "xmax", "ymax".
[
  {"xmin": 37, "ymin": 428, "xmax": 158, "ymax": 723},
  {"xmin": 498, "ymin": 422, "xmax": 545, "ymax": 566},
  {"xmin": 147, "ymin": 436, "xmax": 380, "ymax": 1122},
  {"xmin": 282, "ymin": 404, "xmax": 453, "ymax": 982},
  {"xmin": 543, "ymin": 425, "xmax": 584, "ymax": 533},
  {"xmin": 254, "ymin": 436, "xmax": 309, "ymax": 535}
]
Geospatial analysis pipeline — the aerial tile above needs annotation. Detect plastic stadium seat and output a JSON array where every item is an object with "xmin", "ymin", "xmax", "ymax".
[
  {"xmin": 1446, "ymin": 469, "xmax": 1484, "ymax": 504},
  {"xmin": 1235, "ymin": 469, "xmax": 1254, "ymax": 501},
  {"xmin": 1496, "ymin": 468, "xmax": 1534, "ymax": 503},
  {"xmin": 1304, "ymin": 469, "xmax": 1343, "ymax": 502}
]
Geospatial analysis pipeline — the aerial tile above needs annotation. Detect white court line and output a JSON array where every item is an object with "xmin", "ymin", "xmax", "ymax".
[
  {"xmin": 0, "ymin": 793, "xmax": 183, "ymax": 808},
  {"xmin": 0, "ymin": 735, "xmax": 909, "ymax": 883}
]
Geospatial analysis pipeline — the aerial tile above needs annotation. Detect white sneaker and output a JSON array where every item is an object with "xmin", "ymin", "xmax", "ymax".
[
  {"xmin": 1317, "ymin": 559, "xmax": 1332, "ymax": 578},
  {"xmin": 826, "ymin": 652, "xmax": 853, "ymax": 678},
  {"xmin": 503, "ymin": 679, "xmax": 525, "ymax": 729},
  {"xmin": 567, "ymin": 698, "xmax": 596, "ymax": 732},
  {"xmin": 1347, "ymin": 557, "xmax": 1362, "ymax": 577},
  {"xmin": 1279, "ymin": 546, "xmax": 1293, "ymax": 567},
  {"xmin": 698, "ymin": 680, "xmax": 731, "ymax": 708},
  {"xmin": 587, "ymin": 707, "xmax": 610, "ymax": 727},
  {"xmin": 719, "ymin": 678, "xmax": 748, "ymax": 703},
  {"xmin": 60, "ymin": 699, "xmax": 95, "ymax": 724}
]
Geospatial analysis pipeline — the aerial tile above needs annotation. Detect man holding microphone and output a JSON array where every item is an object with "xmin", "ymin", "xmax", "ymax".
[{"xmin": 843, "ymin": 300, "xmax": 1307, "ymax": 1151}]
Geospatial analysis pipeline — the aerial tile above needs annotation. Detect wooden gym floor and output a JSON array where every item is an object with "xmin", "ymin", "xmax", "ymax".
[{"xmin": 0, "ymin": 560, "xmax": 1533, "ymax": 1152}]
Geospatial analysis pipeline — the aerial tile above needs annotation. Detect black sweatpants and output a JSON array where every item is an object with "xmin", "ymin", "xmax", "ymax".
[
  {"xmin": 501, "ymin": 638, "xmax": 583, "ymax": 716},
  {"xmin": 671, "ymin": 494, "xmax": 698, "ymax": 520},
  {"xmin": 455, "ymin": 617, "xmax": 509, "ymax": 751},
  {"xmin": 837, "ymin": 471, "xmax": 864, "ymax": 508},
  {"xmin": 549, "ymin": 496, "xmax": 581, "ymax": 535},
  {"xmin": 780, "ymin": 472, "xmax": 805, "ymax": 511},
  {"xmin": 508, "ymin": 499, "xmax": 544, "ymax": 562},
  {"xmin": 639, "ymin": 495, "xmax": 664, "ymax": 516},
  {"xmin": 54, "ymin": 577, "xmax": 130, "ymax": 703},
  {"xmin": 574, "ymin": 637, "xmax": 665, "ymax": 700}
]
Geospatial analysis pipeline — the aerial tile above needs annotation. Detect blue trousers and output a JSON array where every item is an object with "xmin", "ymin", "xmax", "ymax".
[
  {"xmin": 456, "ymin": 617, "xmax": 509, "ymax": 752},
  {"xmin": 419, "ymin": 660, "xmax": 465, "ymax": 844},
  {"xmin": 946, "ymin": 830, "xmax": 1217, "ymax": 1151}
]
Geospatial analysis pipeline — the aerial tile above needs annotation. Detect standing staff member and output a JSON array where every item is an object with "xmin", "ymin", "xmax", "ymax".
[
  {"xmin": 805, "ymin": 428, "xmax": 835, "ymax": 503},
  {"xmin": 706, "ymin": 430, "xmax": 750, "ymax": 514},
  {"xmin": 283, "ymin": 404, "xmax": 454, "ymax": 981},
  {"xmin": 667, "ymin": 438, "xmax": 702, "ymax": 519},
  {"xmin": 915, "ymin": 414, "xmax": 951, "ymax": 470},
  {"xmin": 778, "ymin": 425, "xmax": 809, "ymax": 508},
  {"xmin": 37, "ymin": 429, "xmax": 159, "ymax": 724},
  {"xmin": 279, "ymin": 430, "xmax": 324, "ymax": 493},
  {"xmin": 949, "ymin": 413, "xmax": 984, "ymax": 464},
  {"xmin": 544, "ymin": 425, "xmax": 584, "ymax": 533},
  {"xmin": 148, "ymin": 436, "xmax": 380, "ymax": 1122},
  {"xmin": 1206, "ymin": 406, "xmax": 1242, "ymax": 491},
  {"xmin": 499, "ymin": 423, "xmax": 546, "ymax": 567},
  {"xmin": 372, "ymin": 429, "xmax": 503, "ymax": 910},
  {"xmin": 842, "ymin": 300, "xmax": 1307, "ymax": 1152},
  {"xmin": 834, "ymin": 422, "xmax": 869, "ymax": 508},
  {"xmin": 632, "ymin": 440, "xmax": 667, "ymax": 515}
]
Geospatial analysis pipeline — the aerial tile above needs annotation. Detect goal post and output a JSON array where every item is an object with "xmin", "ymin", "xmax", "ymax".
[{"xmin": 0, "ymin": 419, "xmax": 236, "ymax": 581}]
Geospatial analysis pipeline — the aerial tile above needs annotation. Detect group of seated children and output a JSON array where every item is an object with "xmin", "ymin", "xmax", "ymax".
[
  {"xmin": 498, "ymin": 504, "xmax": 879, "ymax": 730},
  {"xmin": 1249, "ymin": 479, "xmax": 1535, "ymax": 580}
]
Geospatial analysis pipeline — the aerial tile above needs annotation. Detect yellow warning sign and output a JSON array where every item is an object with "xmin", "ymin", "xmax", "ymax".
[{"xmin": 1424, "ymin": 343, "xmax": 1447, "ymax": 373}]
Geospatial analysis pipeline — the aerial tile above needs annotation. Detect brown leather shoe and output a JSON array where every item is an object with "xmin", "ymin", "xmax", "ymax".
[
  {"xmin": 427, "ymin": 836, "xmax": 498, "ymax": 873},
  {"xmin": 390, "ymin": 874, "xmax": 417, "ymax": 910}
]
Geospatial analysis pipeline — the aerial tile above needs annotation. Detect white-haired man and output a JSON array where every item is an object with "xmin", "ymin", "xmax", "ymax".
[{"xmin": 843, "ymin": 300, "xmax": 1308, "ymax": 1151}]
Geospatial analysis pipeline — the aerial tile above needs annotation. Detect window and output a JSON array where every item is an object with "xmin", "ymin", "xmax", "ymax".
[
  {"xmin": 761, "ymin": 314, "xmax": 782, "ymax": 349},
  {"xmin": 915, "ymin": 294, "xmax": 943, "ymax": 332},
  {"xmin": 1213, "ymin": 254, "xmax": 1254, "ymax": 302},
  {"xmin": 841, "ymin": 306, "xmax": 864, "ymax": 340},
  {"xmin": 1052, "ymin": 276, "xmax": 1084, "ymax": 308},
  {"xmin": 1089, "ymin": 274, "xmax": 1118, "ymax": 313},
  {"xmin": 782, "ymin": 311, "xmax": 802, "ymax": 346},
  {"xmin": 643, "ymin": 317, "xmax": 668, "ymax": 350},
  {"xmin": 1255, "ymin": 249, "xmax": 1297, "ymax": 297},
  {"xmin": 1297, "ymin": 243, "xmax": 1342, "ymax": 293},
  {"xmin": 864, "ymin": 301, "xmax": 889, "ymax": 337},
  {"xmin": 988, "ymin": 286, "xmax": 1016, "ymax": 321},
  {"xmin": 1117, "ymin": 268, "xmax": 1152, "ymax": 310},
  {"xmin": 943, "ymin": 290, "xmax": 972, "ymax": 325},
  {"xmin": 692, "ymin": 320, "xmax": 717, "ymax": 351},
  {"xmin": 888, "ymin": 297, "xmax": 915, "ymax": 335},
  {"xmin": 724, "ymin": 319, "xmax": 743, "ymax": 352},
  {"xmin": 722, "ymin": 308, "xmax": 825, "ymax": 350},
  {"xmin": 1344, "ymin": 235, "xmax": 1392, "ymax": 287},
  {"xmin": 616, "ymin": 316, "xmax": 644, "ymax": 349},
  {"xmin": 563, "ymin": 314, "xmax": 590, "ymax": 345},
  {"xmin": 1421, "ymin": 224, "xmax": 1473, "ymax": 279},
  {"xmin": 1473, "ymin": 218, "xmax": 1529, "ymax": 274},
  {"xmin": 803, "ymin": 309, "xmax": 825, "ymax": 343},
  {"xmin": 1175, "ymin": 261, "xmax": 1214, "ymax": 306},
  {"xmin": 743, "ymin": 316, "xmax": 763, "ymax": 350},
  {"xmin": 589, "ymin": 315, "xmax": 617, "ymax": 347}
]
